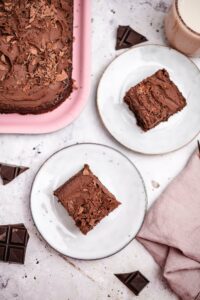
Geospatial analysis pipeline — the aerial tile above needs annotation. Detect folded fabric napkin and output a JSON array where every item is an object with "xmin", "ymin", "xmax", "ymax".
[{"xmin": 137, "ymin": 150, "xmax": 200, "ymax": 300}]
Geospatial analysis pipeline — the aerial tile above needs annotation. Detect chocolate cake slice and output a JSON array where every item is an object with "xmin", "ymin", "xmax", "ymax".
[
  {"xmin": 0, "ymin": 0, "xmax": 73, "ymax": 114},
  {"xmin": 54, "ymin": 164, "xmax": 121, "ymax": 234},
  {"xmin": 116, "ymin": 25, "xmax": 147, "ymax": 50},
  {"xmin": 124, "ymin": 69, "xmax": 187, "ymax": 131}
]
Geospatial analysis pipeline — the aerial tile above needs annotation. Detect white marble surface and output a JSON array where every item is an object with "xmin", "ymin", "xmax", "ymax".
[{"xmin": 0, "ymin": 0, "xmax": 200, "ymax": 299}]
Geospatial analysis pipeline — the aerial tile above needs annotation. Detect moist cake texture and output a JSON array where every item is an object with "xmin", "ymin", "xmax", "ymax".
[
  {"xmin": 54, "ymin": 164, "xmax": 121, "ymax": 234},
  {"xmin": 124, "ymin": 69, "xmax": 187, "ymax": 131},
  {"xmin": 0, "ymin": 0, "xmax": 73, "ymax": 114}
]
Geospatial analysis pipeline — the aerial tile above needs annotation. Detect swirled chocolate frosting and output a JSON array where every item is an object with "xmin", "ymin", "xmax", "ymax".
[
  {"xmin": 0, "ymin": 0, "xmax": 73, "ymax": 114},
  {"xmin": 124, "ymin": 69, "xmax": 187, "ymax": 131},
  {"xmin": 54, "ymin": 164, "xmax": 121, "ymax": 234}
]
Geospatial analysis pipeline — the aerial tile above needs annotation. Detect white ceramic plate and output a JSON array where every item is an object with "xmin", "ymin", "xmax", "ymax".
[
  {"xmin": 31, "ymin": 143, "xmax": 147, "ymax": 260},
  {"xmin": 97, "ymin": 44, "xmax": 200, "ymax": 154}
]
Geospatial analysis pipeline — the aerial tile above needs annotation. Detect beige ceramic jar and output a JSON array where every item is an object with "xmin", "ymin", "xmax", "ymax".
[{"xmin": 165, "ymin": 0, "xmax": 200, "ymax": 57}]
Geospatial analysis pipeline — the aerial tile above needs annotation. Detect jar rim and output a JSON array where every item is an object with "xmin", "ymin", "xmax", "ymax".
[{"xmin": 175, "ymin": 0, "xmax": 200, "ymax": 37}]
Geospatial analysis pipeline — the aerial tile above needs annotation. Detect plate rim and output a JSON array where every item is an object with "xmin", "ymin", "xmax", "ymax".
[
  {"xmin": 30, "ymin": 142, "xmax": 148, "ymax": 260},
  {"xmin": 97, "ymin": 43, "xmax": 200, "ymax": 155}
]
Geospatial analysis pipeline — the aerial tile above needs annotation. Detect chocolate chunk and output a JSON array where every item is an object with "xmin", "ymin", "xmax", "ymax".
[
  {"xmin": 0, "ymin": 224, "xmax": 29, "ymax": 264},
  {"xmin": 116, "ymin": 25, "xmax": 147, "ymax": 50},
  {"xmin": 54, "ymin": 164, "xmax": 121, "ymax": 234},
  {"xmin": 124, "ymin": 69, "xmax": 187, "ymax": 131},
  {"xmin": 10, "ymin": 227, "xmax": 27, "ymax": 244},
  {"xmin": 115, "ymin": 271, "xmax": 149, "ymax": 296},
  {"xmin": 0, "ymin": 163, "xmax": 29, "ymax": 185}
]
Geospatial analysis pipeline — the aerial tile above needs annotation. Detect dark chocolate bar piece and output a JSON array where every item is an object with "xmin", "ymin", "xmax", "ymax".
[
  {"xmin": 0, "ymin": 163, "xmax": 29, "ymax": 185},
  {"xmin": 0, "ymin": 224, "xmax": 29, "ymax": 264},
  {"xmin": 115, "ymin": 271, "xmax": 149, "ymax": 296},
  {"xmin": 116, "ymin": 25, "xmax": 147, "ymax": 50}
]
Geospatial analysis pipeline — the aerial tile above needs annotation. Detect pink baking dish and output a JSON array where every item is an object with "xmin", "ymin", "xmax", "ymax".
[{"xmin": 0, "ymin": 0, "xmax": 90, "ymax": 134}]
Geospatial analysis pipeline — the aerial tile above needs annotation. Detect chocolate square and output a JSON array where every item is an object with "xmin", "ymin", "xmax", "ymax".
[
  {"xmin": 10, "ymin": 228, "xmax": 27, "ymax": 245},
  {"xmin": 8, "ymin": 247, "xmax": 25, "ymax": 264},
  {"xmin": 0, "ymin": 226, "xmax": 8, "ymax": 242}
]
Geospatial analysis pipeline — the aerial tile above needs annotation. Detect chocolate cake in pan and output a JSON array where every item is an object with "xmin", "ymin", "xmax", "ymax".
[{"xmin": 0, "ymin": 0, "xmax": 73, "ymax": 114}]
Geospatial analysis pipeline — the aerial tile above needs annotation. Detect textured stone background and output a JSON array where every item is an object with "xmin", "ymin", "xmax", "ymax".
[{"xmin": 0, "ymin": 1, "xmax": 199, "ymax": 299}]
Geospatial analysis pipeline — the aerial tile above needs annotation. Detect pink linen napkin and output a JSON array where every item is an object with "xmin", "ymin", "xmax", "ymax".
[{"xmin": 137, "ymin": 150, "xmax": 200, "ymax": 300}]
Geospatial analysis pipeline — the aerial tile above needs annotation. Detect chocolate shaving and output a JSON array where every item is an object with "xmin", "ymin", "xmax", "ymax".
[
  {"xmin": 151, "ymin": 180, "xmax": 160, "ymax": 189},
  {"xmin": 1, "ymin": 55, "xmax": 6, "ymax": 63},
  {"xmin": 29, "ymin": 47, "xmax": 38, "ymax": 55},
  {"xmin": 0, "ymin": 65, "xmax": 7, "ymax": 71},
  {"xmin": 116, "ymin": 25, "xmax": 147, "ymax": 50},
  {"xmin": 56, "ymin": 70, "xmax": 68, "ymax": 82}
]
